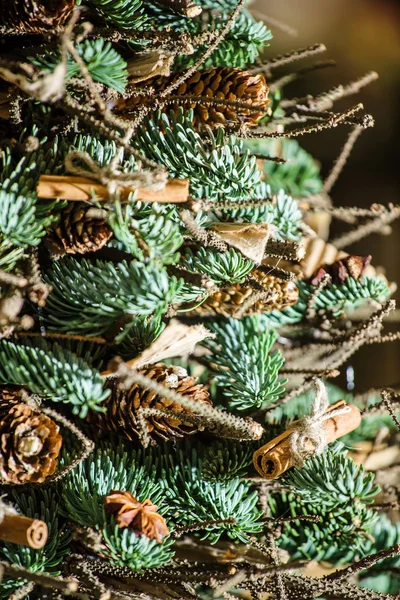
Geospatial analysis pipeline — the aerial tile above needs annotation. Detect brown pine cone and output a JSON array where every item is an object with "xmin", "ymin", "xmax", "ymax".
[
  {"xmin": 0, "ymin": 0, "xmax": 75, "ymax": 33},
  {"xmin": 190, "ymin": 270, "xmax": 299, "ymax": 318},
  {"xmin": 0, "ymin": 390, "xmax": 62, "ymax": 484},
  {"xmin": 88, "ymin": 364, "xmax": 212, "ymax": 443},
  {"xmin": 117, "ymin": 67, "xmax": 269, "ymax": 128},
  {"xmin": 105, "ymin": 490, "xmax": 169, "ymax": 543},
  {"xmin": 47, "ymin": 202, "xmax": 113, "ymax": 256}
]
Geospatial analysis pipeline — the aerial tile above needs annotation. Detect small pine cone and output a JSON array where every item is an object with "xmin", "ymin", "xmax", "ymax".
[
  {"xmin": 191, "ymin": 270, "xmax": 299, "ymax": 318},
  {"xmin": 0, "ymin": 390, "xmax": 62, "ymax": 484},
  {"xmin": 88, "ymin": 364, "xmax": 212, "ymax": 443},
  {"xmin": 117, "ymin": 67, "xmax": 269, "ymax": 128},
  {"xmin": 0, "ymin": 0, "xmax": 75, "ymax": 33},
  {"xmin": 47, "ymin": 202, "xmax": 112, "ymax": 256},
  {"xmin": 105, "ymin": 490, "xmax": 169, "ymax": 543}
]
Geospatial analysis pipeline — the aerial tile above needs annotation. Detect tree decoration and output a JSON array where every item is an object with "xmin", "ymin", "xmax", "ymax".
[
  {"xmin": 0, "ymin": 1, "xmax": 399, "ymax": 598},
  {"xmin": 46, "ymin": 202, "xmax": 113, "ymax": 256},
  {"xmin": 310, "ymin": 254, "xmax": 372, "ymax": 285},
  {"xmin": 0, "ymin": 502, "xmax": 48, "ymax": 549},
  {"xmin": 253, "ymin": 379, "xmax": 362, "ymax": 479},
  {"xmin": 88, "ymin": 364, "xmax": 212, "ymax": 442},
  {"xmin": 190, "ymin": 269, "xmax": 298, "ymax": 318},
  {"xmin": 105, "ymin": 490, "xmax": 169, "ymax": 543},
  {"xmin": 119, "ymin": 67, "xmax": 270, "ymax": 128},
  {"xmin": 0, "ymin": 389, "xmax": 62, "ymax": 484}
]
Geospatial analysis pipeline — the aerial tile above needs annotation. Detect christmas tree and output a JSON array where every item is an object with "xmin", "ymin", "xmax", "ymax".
[{"xmin": 0, "ymin": 1, "xmax": 399, "ymax": 599}]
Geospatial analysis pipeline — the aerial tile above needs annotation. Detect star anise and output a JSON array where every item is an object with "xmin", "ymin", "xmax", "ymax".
[{"xmin": 105, "ymin": 490, "xmax": 169, "ymax": 543}]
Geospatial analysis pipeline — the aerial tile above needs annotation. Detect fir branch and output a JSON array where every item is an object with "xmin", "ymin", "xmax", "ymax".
[
  {"xmin": 0, "ymin": 339, "xmax": 108, "ymax": 417},
  {"xmin": 44, "ymin": 257, "xmax": 181, "ymax": 336},
  {"xmin": 204, "ymin": 317, "xmax": 286, "ymax": 411}
]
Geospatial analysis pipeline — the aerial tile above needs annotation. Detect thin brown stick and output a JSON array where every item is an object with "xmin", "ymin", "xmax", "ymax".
[
  {"xmin": 326, "ymin": 544, "xmax": 400, "ymax": 580},
  {"xmin": 380, "ymin": 389, "xmax": 400, "ymax": 431},
  {"xmin": 41, "ymin": 407, "xmax": 94, "ymax": 483},
  {"xmin": 250, "ymin": 43, "xmax": 326, "ymax": 74},
  {"xmin": 331, "ymin": 204, "xmax": 400, "ymax": 249},
  {"xmin": 323, "ymin": 125, "xmax": 364, "ymax": 193},
  {"xmin": 0, "ymin": 562, "xmax": 78, "ymax": 593}
]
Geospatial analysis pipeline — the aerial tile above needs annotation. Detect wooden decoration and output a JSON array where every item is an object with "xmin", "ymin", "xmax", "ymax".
[
  {"xmin": 36, "ymin": 175, "xmax": 189, "ymax": 204},
  {"xmin": 0, "ymin": 514, "xmax": 48, "ymax": 549},
  {"xmin": 253, "ymin": 400, "xmax": 361, "ymax": 480}
]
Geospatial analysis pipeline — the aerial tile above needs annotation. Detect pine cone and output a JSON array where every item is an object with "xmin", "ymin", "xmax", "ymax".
[
  {"xmin": 47, "ymin": 202, "xmax": 113, "ymax": 256},
  {"xmin": 105, "ymin": 490, "xmax": 169, "ymax": 543},
  {"xmin": 88, "ymin": 364, "xmax": 212, "ymax": 443},
  {"xmin": 0, "ymin": 0, "xmax": 75, "ymax": 33},
  {"xmin": 0, "ymin": 390, "xmax": 62, "ymax": 484},
  {"xmin": 191, "ymin": 270, "xmax": 299, "ymax": 318},
  {"xmin": 117, "ymin": 67, "xmax": 269, "ymax": 128}
]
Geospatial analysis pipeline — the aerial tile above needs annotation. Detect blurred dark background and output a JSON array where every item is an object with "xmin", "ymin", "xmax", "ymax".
[{"xmin": 252, "ymin": 0, "xmax": 400, "ymax": 392}]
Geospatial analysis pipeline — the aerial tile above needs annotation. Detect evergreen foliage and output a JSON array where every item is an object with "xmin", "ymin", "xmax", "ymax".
[
  {"xmin": 200, "ymin": 439, "xmax": 254, "ymax": 481},
  {"xmin": 244, "ymin": 139, "xmax": 323, "ymax": 197},
  {"xmin": 218, "ymin": 190, "xmax": 303, "ymax": 241},
  {"xmin": 0, "ymin": 339, "xmax": 108, "ymax": 417},
  {"xmin": 134, "ymin": 109, "xmax": 267, "ymax": 201},
  {"xmin": 165, "ymin": 444, "xmax": 263, "ymax": 543},
  {"xmin": 33, "ymin": 38, "xmax": 129, "ymax": 93},
  {"xmin": 269, "ymin": 444, "xmax": 379, "ymax": 564},
  {"xmin": 175, "ymin": 9, "xmax": 273, "ymax": 70},
  {"xmin": 0, "ymin": 140, "xmax": 63, "ymax": 269},
  {"xmin": 44, "ymin": 257, "xmax": 182, "ymax": 336},
  {"xmin": 109, "ymin": 201, "xmax": 183, "ymax": 265},
  {"xmin": 115, "ymin": 314, "xmax": 166, "ymax": 356},
  {"xmin": 204, "ymin": 316, "xmax": 286, "ymax": 411},
  {"xmin": 180, "ymin": 247, "xmax": 254, "ymax": 286},
  {"xmin": 61, "ymin": 441, "xmax": 174, "ymax": 569},
  {"xmin": 264, "ymin": 276, "xmax": 391, "ymax": 326},
  {"xmin": 85, "ymin": 0, "xmax": 149, "ymax": 30}
]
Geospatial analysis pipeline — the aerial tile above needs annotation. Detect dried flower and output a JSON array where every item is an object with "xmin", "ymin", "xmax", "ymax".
[
  {"xmin": 105, "ymin": 490, "xmax": 169, "ymax": 543},
  {"xmin": 310, "ymin": 255, "xmax": 371, "ymax": 286}
]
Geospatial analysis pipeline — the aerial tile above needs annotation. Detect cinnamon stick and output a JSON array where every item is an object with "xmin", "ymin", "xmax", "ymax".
[
  {"xmin": 253, "ymin": 400, "xmax": 361, "ymax": 480},
  {"xmin": 0, "ymin": 514, "xmax": 48, "ymax": 549},
  {"xmin": 36, "ymin": 175, "xmax": 189, "ymax": 204}
]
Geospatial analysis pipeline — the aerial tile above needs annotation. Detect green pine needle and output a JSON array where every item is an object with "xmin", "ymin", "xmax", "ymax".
[
  {"xmin": 33, "ymin": 38, "xmax": 128, "ymax": 93},
  {"xmin": 0, "ymin": 340, "xmax": 108, "ymax": 418},
  {"xmin": 44, "ymin": 257, "xmax": 182, "ymax": 336},
  {"xmin": 204, "ymin": 316, "xmax": 286, "ymax": 411},
  {"xmin": 134, "ymin": 109, "xmax": 267, "ymax": 201}
]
